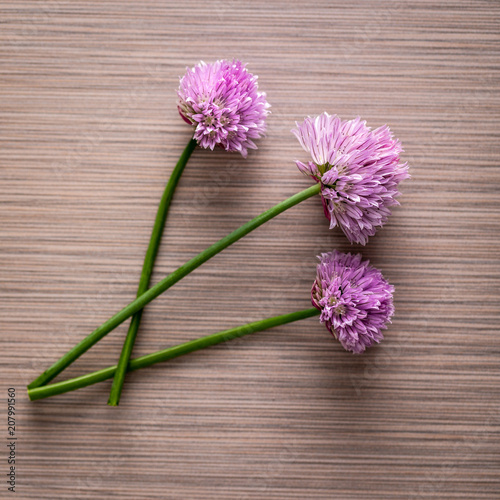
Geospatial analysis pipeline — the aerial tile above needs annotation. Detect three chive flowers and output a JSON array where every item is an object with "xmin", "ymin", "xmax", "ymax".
[{"xmin": 27, "ymin": 59, "xmax": 410, "ymax": 403}]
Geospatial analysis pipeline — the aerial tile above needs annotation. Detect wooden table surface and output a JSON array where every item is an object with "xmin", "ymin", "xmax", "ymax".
[{"xmin": 1, "ymin": 1, "xmax": 499, "ymax": 498}]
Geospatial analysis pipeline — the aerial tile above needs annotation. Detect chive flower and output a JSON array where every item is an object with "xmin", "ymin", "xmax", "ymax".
[
  {"xmin": 292, "ymin": 113, "xmax": 409, "ymax": 245},
  {"xmin": 312, "ymin": 250, "xmax": 394, "ymax": 353},
  {"xmin": 177, "ymin": 59, "xmax": 270, "ymax": 157}
]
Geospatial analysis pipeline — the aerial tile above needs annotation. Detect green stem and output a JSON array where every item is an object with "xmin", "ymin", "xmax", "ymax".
[
  {"xmin": 28, "ymin": 308, "xmax": 320, "ymax": 401},
  {"xmin": 108, "ymin": 137, "xmax": 197, "ymax": 407},
  {"xmin": 27, "ymin": 182, "xmax": 321, "ymax": 390}
]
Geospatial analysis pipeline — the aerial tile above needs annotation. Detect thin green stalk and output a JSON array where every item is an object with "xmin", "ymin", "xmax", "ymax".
[
  {"xmin": 108, "ymin": 137, "xmax": 197, "ymax": 406},
  {"xmin": 27, "ymin": 182, "xmax": 321, "ymax": 390},
  {"xmin": 28, "ymin": 308, "xmax": 320, "ymax": 401}
]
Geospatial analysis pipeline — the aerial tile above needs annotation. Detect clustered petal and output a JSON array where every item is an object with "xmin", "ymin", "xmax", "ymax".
[
  {"xmin": 177, "ymin": 60, "xmax": 270, "ymax": 157},
  {"xmin": 292, "ymin": 113, "xmax": 410, "ymax": 245},
  {"xmin": 311, "ymin": 250, "xmax": 394, "ymax": 353}
]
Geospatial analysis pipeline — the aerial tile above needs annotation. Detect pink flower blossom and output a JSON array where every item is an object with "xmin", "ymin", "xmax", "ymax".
[
  {"xmin": 312, "ymin": 250, "xmax": 394, "ymax": 353},
  {"xmin": 293, "ymin": 113, "xmax": 409, "ymax": 244},
  {"xmin": 178, "ymin": 60, "xmax": 270, "ymax": 157}
]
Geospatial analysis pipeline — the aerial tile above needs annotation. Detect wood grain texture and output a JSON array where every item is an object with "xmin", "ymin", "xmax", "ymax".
[{"xmin": 1, "ymin": 1, "xmax": 499, "ymax": 498}]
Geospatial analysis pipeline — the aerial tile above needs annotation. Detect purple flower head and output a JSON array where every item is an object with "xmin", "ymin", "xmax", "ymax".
[
  {"xmin": 312, "ymin": 250, "xmax": 394, "ymax": 353},
  {"xmin": 177, "ymin": 60, "xmax": 270, "ymax": 157},
  {"xmin": 292, "ymin": 113, "xmax": 410, "ymax": 245}
]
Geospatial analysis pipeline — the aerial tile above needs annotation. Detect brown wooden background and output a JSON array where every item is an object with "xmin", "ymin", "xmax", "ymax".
[{"xmin": 1, "ymin": 1, "xmax": 499, "ymax": 498}]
